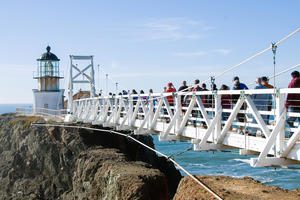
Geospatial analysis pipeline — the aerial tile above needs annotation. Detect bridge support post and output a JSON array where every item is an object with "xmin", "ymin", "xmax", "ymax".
[
  {"xmin": 214, "ymin": 92, "xmax": 221, "ymax": 143},
  {"xmin": 275, "ymin": 91, "xmax": 285, "ymax": 157},
  {"xmin": 128, "ymin": 95, "xmax": 134, "ymax": 128},
  {"xmin": 176, "ymin": 94, "xmax": 182, "ymax": 132},
  {"xmin": 148, "ymin": 95, "xmax": 154, "ymax": 130}
]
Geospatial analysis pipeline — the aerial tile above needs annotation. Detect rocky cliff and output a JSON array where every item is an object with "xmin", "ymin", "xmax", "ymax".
[{"xmin": 0, "ymin": 114, "xmax": 182, "ymax": 199}]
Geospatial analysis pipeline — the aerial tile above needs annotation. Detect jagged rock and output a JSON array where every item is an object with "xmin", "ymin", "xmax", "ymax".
[{"xmin": 0, "ymin": 114, "xmax": 181, "ymax": 199}]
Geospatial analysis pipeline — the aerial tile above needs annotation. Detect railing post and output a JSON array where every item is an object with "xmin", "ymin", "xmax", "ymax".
[
  {"xmin": 112, "ymin": 96, "xmax": 117, "ymax": 123},
  {"xmin": 149, "ymin": 95, "xmax": 154, "ymax": 129},
  {"xmin": 128, "ymin": 95, "xmax": 133, "ymax": 127},
  {"xmin": 275, "ymin": 89, "xmax": 285, "ymax": 157},
  {"xmin": 214, "ymin": 91, "xmax": 221, "ymax": 143},
  {"xmin": 176, "ymin": 94, "xmax": 182, "ymax": 132},
  {"xmin": 73, "ymin": 101, "xmax": 77, "ymax": 116},
  {"xmin": 85, "ymin": 99, "xmax": 91, "ymax": 120},
  {"xmin": 115, "ymin": 96, "xmax": 121, "ymax": 124}
]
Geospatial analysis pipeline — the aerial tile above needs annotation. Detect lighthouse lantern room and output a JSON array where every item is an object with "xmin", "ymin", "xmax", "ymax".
[{"xmin": 33, "ymin": 46, "xmax": 64, "ymax": 113}]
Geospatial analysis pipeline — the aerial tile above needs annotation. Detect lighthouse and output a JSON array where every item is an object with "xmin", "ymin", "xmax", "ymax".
[{"xmin": 32, "ymin": 46, "xmax": 64, "ymax": 113}]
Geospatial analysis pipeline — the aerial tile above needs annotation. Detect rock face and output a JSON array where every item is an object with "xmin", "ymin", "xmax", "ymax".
[{"xmin": 0, "ymin": 114, "xmax": 181, "ymax": 199}]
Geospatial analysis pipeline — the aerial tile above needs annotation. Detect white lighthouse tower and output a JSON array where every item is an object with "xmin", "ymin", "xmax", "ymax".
[{"xmin": 32, "ymin": 46, "xmax": 64, "ymax": 114}]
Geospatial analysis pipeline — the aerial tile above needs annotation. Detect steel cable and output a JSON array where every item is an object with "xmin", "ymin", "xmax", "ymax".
[{"xmin": 31, "ymin": 123, "xmax": 223, "ymax": 200}]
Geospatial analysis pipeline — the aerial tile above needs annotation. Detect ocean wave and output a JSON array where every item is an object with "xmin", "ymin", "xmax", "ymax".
[
  {"xmin": 255, "ymin": 177, "xmax": 274, "ymax": 184},
  {"xmin": 187, "ymin": 163, "xmax": 206, "ymax": 167},
  {"xmin": 231, "ymin": 158, "xmax": 251, "ymax": 164}
]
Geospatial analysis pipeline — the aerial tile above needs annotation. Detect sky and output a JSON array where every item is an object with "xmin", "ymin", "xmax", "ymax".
[{"xmin": 0, "ymin": 0, "xmax": 299, "ymax": 103}]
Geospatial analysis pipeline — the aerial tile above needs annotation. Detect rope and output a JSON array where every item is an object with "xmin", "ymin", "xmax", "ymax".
[
  {"xmin": 202, "ymin": 28, "xmax": 300, "ymax": 83},
  {"xmin": 106, "ymin": 27, "xmax": 299, "ymax": 103},
  {"xmin": 269, "ymin": 63, "xmax": 300, "ymax": 80},
  {"xmin": 168, "ymin": 146, "xmax": 193, "ymax": 160},
  {"xmin": 247, "ymin": 63, "xmax": 300, "ymax": 87},
  {"xmin": 31, "ymin": 123, "xmax": 223, "ymax": 200},
  {"xmin": 70, "ymin": 28, "xmax": 299, "ymax": 105},
  {"xmin": 204, "ymin": 47, "xmax": 271, "ymax": 83}
]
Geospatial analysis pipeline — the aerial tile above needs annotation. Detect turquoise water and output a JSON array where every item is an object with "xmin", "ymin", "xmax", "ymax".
[
  {"xmin": 0, "ymin": 104, "xmax": 299, "ymax": 190},
  {"xmin": 153, "ymin": 136, "xmax": 300, "ymax": 190},
  {"xmin": 0, "ymin": 104, "xmax": 32, "ymax": 115}
]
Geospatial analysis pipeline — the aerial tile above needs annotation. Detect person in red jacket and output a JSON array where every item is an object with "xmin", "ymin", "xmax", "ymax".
[
  {"xmin": 220, "ymin": 84, "xmax": 231, "ymax": 120},
  {"xmin": 286, "ymin": 71, "xmax": 300, "ymax": 129},
  {"xmin": 165, "ymin": 82, "xmax": 176, "ymax": 106}
]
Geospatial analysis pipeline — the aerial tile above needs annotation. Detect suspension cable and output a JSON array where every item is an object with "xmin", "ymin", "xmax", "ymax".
[
  {"xmin": 202, "ymin": 28, "xmax": 300, "ymax": 83},
  {"xmin": 168, "ymin": 146, "xmax": 193, "ymax": 160},
  {"xmin": 70, "ymin": 29, "xmax": 300, "ymax": 122},
  {"xmin": 269, "ymin": 63, "xmax": 300, "ymax": 80},
  {"xmin": 31, "ymin": 123, "xmax": 223, "ymax": 200},
  {"xmin": 246, "ymin": 63, "xmax": 300, "ymax": 87},
  {"xmin": 272, "ymin": 43, "xmax": 277, "ymax": 88},
  {"xmin": 146, "ymin": 29, "xmax": 300, "ymax": 100}
]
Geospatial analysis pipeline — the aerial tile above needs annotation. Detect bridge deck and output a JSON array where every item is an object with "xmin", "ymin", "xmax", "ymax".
[{"xmin": 66, "ymin": 88, "xmax": 300, "ymax": 167}]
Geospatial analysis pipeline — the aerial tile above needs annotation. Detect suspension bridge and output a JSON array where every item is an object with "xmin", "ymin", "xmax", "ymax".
[{"xmin": 34, "ymin": 28, "xmax": 300, "ymax": 168}]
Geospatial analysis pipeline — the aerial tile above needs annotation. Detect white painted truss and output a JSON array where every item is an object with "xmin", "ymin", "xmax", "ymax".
[{"xmin": 66, "ymin": 88, "xmax": 300, "ymax": 167}]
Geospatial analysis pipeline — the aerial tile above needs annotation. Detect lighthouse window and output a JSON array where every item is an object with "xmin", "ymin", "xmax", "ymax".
[
  {"xmin": 37, "ymin": 61, "xmax": 59, "ymax": 77},
  {"xmin": 45, "ymin": 61, "xmax": 54, "ymax": 76}
]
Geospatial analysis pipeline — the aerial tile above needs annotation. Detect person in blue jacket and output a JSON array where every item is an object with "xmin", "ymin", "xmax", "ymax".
[
  {"xmin": 251, "ymin": 77, "xmax": 272, "ymax": 136},
  {"xmin": 232, "ymin": 76, "xmax": 248, "ymax": 90},
  {"xmin": 232, "ymin": 77, "xmax": 248, "ymax": 134}
]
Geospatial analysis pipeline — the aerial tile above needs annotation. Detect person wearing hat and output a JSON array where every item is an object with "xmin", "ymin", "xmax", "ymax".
[{"xmin": 232, "ymin": 76, "xmax": 248, "ymax": 90}]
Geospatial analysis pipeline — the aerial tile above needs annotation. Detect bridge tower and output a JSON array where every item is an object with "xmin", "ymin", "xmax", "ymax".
[
  {"xmin": 32, "ymin": 46, "xmax": 64, "ymax": 113},
  {"xmin": 65, "ymin": 55, "xmax": 95, "ymax": 122}
]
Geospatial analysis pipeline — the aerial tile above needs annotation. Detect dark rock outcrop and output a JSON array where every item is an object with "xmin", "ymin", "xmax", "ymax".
[{"xmin": 0, "ymin": 114, "xmax": 181, "ymax": 199}]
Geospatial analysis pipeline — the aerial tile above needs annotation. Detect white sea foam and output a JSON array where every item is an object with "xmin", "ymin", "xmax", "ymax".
[
  {"xmin": 187, "ymin": 163, "xmax": 213, "ymax": 169},
  {"xmin": 187, "ymin": 163, "xmax": 205, "ymax": 167},
  {"xmin": 256, "ymin": 177, "xmax": 274, "ymax": 184},
  {"xmin": 231, "ymin": 158, "xmax": 251, "ymax": 164}
]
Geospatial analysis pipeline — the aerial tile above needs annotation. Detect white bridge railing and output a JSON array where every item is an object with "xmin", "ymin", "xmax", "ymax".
[
  {"xmin": 67, "ymin": 88, "xmax": 300, "ymax": 167},
  {"xmin": 17, "ymin": 107, "xmax": 67, "ymax": 119},
  {"xmin": 34, "ymin": 107, "xmax": 67, "ymax": 117}
]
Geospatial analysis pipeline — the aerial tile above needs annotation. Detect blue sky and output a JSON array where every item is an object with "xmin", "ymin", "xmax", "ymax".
[{"xmin": 0, "ymin": 0, "xmax": 299, "ymax": 103}]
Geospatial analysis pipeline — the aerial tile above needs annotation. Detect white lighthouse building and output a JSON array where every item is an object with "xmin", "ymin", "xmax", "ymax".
[{"xmin": 33, "ymin": 46, "xmax": 64, "ymax": 114}]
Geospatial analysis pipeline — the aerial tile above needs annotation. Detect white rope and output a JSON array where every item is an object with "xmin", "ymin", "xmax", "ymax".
[
  {"xmin": 70, "ymin": 29, "xmax": 299, "ymax": 115},
  {"xmin": 268, "ymin": 63, "xmax": 300, "ymax": 80},
  {"xmin": 106, "ymin": 29, "xmax": 300, "ymax": 100},
  {"xmin": 202, "ymin": 28, "xmax": 300, "ymax": 83},
  {"xmin": 31, "ymin": 123, "xmax": 223, "ymax": 200},
  {"xmin": 247, "ymin": 63, "xmax": 300, "ymax": 87},
  {"xmin": 275, "ymin": 28, "xmax": 300, "ymax": 46}
]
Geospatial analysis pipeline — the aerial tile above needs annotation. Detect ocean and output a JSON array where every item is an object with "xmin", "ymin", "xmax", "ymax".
[
  {"xmin": 0, "ymin": 104, "xmax": 32, "ymax": 115},
  {"xmin": 1, "ymin": 104, "xmax": 299, "ymax": 190},
  {"xmin": 153, "ymin": 136, "xmax": 300, "ymax": 190}
]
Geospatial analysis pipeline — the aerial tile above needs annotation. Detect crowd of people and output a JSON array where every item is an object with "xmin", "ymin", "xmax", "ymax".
[{"xmin": 120, "ymin": 70, "xmax": 300, "ymax": 136}]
